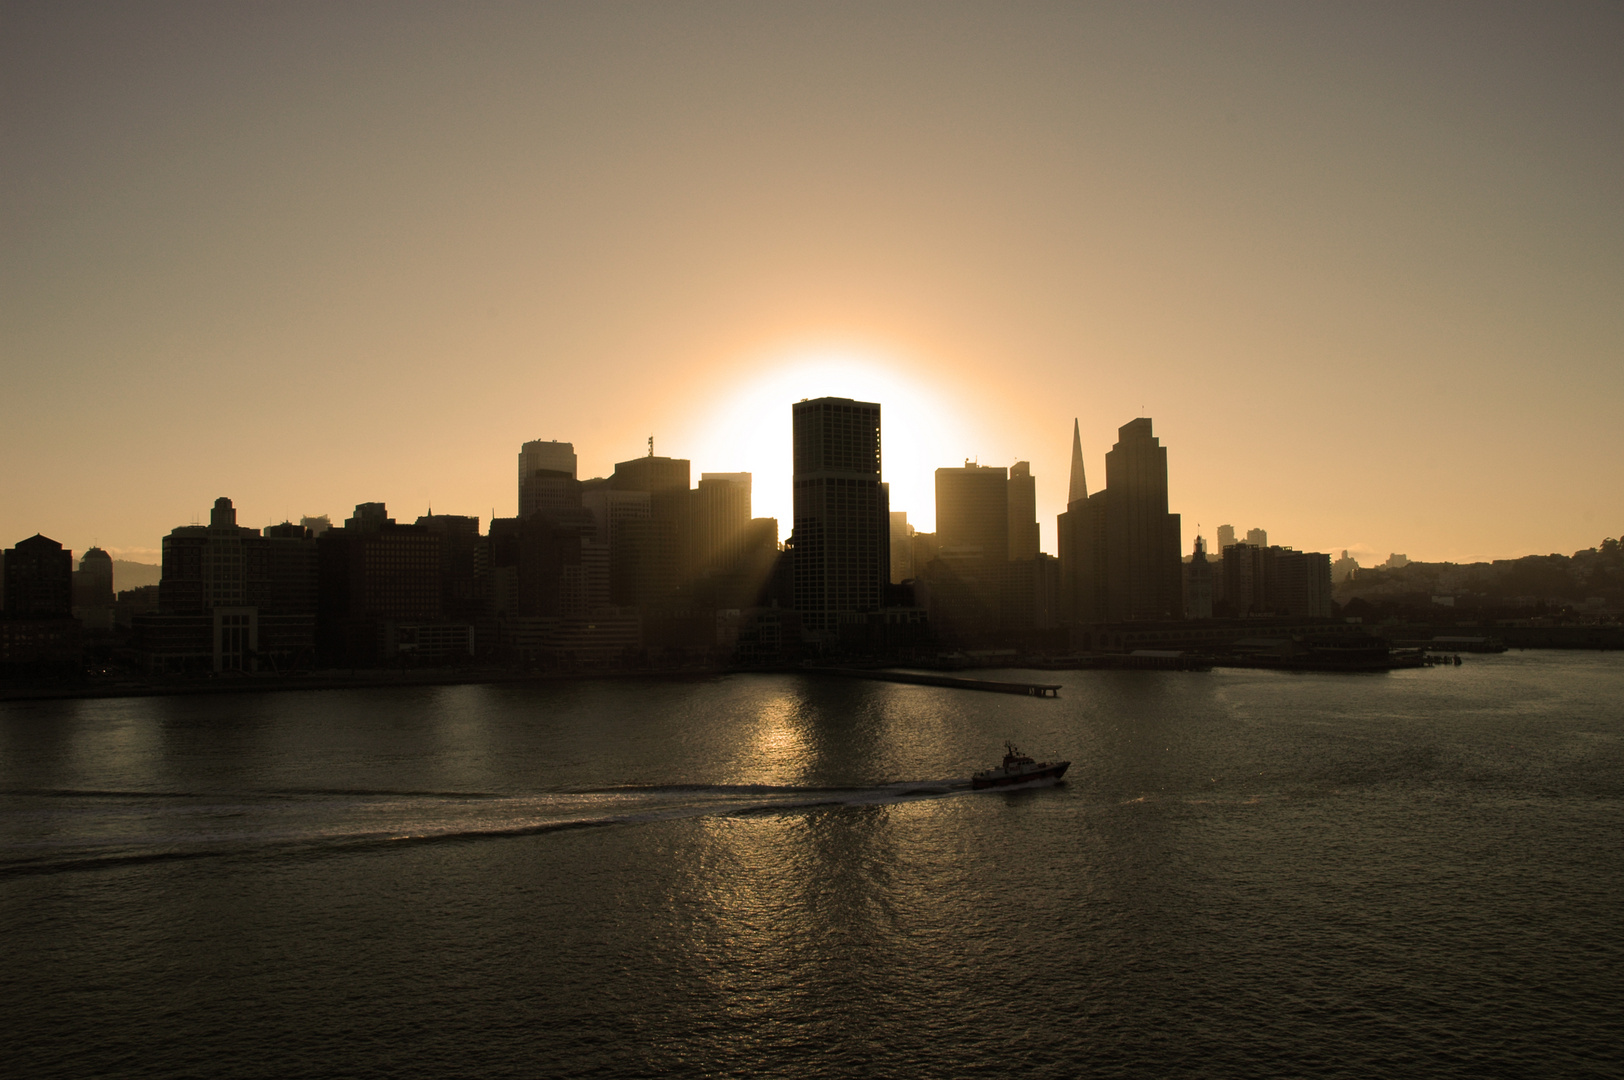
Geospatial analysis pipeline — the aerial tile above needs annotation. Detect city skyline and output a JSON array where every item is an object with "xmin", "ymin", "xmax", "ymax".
[
  {"xmin": 4, "ymin": 4, "xmax": 1621, "ymax": 566},
  {"xmin": 8, "ymin": 396, "xmax": 1617, "ymax": 574}
]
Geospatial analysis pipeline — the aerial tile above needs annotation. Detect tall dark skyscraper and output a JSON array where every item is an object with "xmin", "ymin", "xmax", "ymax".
[
  {"xmin": 1103, "ymin": 418, "xmax": 1182, "ymax": 621},
  {"xmin": 611, "ymin": 452, "xmax": 691, "ymax": 608},
  {"xmin": 791, "ymin": 397, "xmax": 888, "ymax": 635},
  {"xmin": 935, "ymin": 462, "xmax": 1009, "ymax": 562},
  {"xmin": 1007, "ymin": 461, "xmax": 1040, "ymax": 561},
  {"xmin": 1058, "ymin": 417, "xmax": 1182, "ymax": 624}
]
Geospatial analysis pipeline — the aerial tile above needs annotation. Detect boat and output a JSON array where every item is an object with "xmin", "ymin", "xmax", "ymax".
[{"xmin": 971, "ymin": 742, "xmax": 1070, "ymax": 789}]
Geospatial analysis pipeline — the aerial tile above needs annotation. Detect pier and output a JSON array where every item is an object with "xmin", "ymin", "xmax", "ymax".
[{"xmin": 810, "ymin": 667, "xmax": 1062, "ymax": 697}]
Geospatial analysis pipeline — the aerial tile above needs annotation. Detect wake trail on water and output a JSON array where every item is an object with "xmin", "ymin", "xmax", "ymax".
[{"xmin": 0, "ymin": 779, "xmax": 982, "ymax": 879}]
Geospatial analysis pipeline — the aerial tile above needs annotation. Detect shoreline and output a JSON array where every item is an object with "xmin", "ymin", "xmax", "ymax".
[{"xmin": 0, "ymin": 667, "xmax": 741, "ymax": 704}]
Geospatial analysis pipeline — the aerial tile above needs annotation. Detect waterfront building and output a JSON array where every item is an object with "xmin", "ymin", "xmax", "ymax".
[
  {"xmin": 417, "ymin": 514, "xmax": 486, "ymax": 621},
  {"xmin": 3, "ymin": 534, "xmax": 73, "ymax": 618},
  {"xmin": 1270, "ymin": 551, "xmax": 1333, "ymax": 618},
  {"xmin": 262, "ymin": 523, "xmax": 319, "ymax": 618},
  {"xmin": 137, "ymin": 498, "xmax": 317, "ymax": 673},
  {"xmin": 0, "ymin": 538, "xmax": 82, "ymax": 669},
  {"xmin": 1220, "ymin": 542, "xmax": 1333, "ymax": 618},
  {"xmin": 791, "ymin": 397, "xmax": 888, "ymax": 636},
  {"xmin": 315, "ymin": 503, "xmax": 444, "ymax": 665}
]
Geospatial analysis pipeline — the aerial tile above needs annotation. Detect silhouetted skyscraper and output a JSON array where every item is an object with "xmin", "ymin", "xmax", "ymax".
[
  {"xmin": 316, "ymin": 502, "xmax": 445, "ymax": 665},
  {"xmin": 159, "ymin": 497, "xmax": 259, "ymax": 614},
  {"xmin": 611, "ymin": 452, "xmax": 690, "ymax": 608},
  {"xmin": 582, "ymin": 486, "xmax": 650, "ymax": 609},
  {"xmin": 1059, "ymin": 418, "xmax": 1183, "ymax": 624},
  {"xmin": 936, "ymin": 462, "xmax": 1009, "ymax": 562},
  {"xmin": 1217, "ymin": 524, "xmax": 1236, "ymax": 551},
  {"xmin": 1008, "ymin": 461, "xmax": 1040, "ymax": 561},
  {"xmin": 1222, "ymin": 542, "xmax": 1266, "ymax": 616},
  {"xmin": 1057, "ymin": 419, "xmax": 1107, "ymax": 623},
  {"xmin": 262, "ymin": 523, "xmax": 319, "ymax": 617},
  {"xmin": 417, "ymin": 513, "xmax": 485, "ymax": 620},
  {"xmin": 72, "ymin": 547, "xmax": 114, "ymax": 628},
  {"xmin": 138, "ymin": 498, "xmax": 317, "ymax": 673},
  {"xmin": 3, "ymin": 535, "xmax": 73, "ymax": 618},
  {"xmin": 1067, "ymin": 419, "xmax": 1088, "ymax": 506},
  {"xmin": 1246, "ymin": 527, "xmax": 1268, "ymax": 548},
  {"xmin": 518, "ymin": 440, "xmax": 578, "ymax": 518},
  {"xmin": 791, "ymin": 397, "xmax": 887, "ymax": 635},
  {"xmin": 691, "ymin": 472, "xmax": 751, "ymax": 577},
  {"xmin": 1104, "ymin": 419, "xmax": 1182, "ymax": 621}
]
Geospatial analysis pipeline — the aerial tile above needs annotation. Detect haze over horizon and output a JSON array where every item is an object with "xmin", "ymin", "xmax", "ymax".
[{"xmin": 4, "ymin": 2, "xmax": 1620, "ymax": 568}]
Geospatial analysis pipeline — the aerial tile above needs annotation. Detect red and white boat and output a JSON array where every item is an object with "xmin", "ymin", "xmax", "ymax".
[{"xmin": 971, "ymin": 742, "xmax": 1070, "ymax": 789}]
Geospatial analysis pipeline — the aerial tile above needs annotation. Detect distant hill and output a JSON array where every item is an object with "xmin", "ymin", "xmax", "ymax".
[
  {"xmin": 1334, "ymin": 535, "xmax": 1623, "ymax": 611},
  {"xmin": 113, "ymin": 560, "xmax": 161, "ymax": 591}
]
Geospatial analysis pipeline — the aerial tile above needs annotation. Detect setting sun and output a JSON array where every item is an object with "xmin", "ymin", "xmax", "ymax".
[{"xmin": 679, "ymin": 345, "xmax": 978, "ymax": 536}]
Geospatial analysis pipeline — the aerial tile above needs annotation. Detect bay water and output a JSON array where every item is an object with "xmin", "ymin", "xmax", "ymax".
[{"xmin": 3, "ymin": 652, "xmax": 1621, "ymax": 1077}]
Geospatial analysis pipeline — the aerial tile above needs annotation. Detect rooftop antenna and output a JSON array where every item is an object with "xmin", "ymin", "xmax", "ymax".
[{"xmin": 648, "ymin": 435, "xmax": 654, "ymax": 458}]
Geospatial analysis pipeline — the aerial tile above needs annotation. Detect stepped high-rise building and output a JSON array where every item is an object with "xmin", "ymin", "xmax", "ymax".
[
  {"xmin": 1058, "ymin": 417, "xmax": 1183, "ymax": 624},
  {"xmin": 791, "ymin": 397, "xmax": 888, "ymax": 635},
  {"xmin": 1103, "ymin": 419, "xmax": 1182, "ymax": 621},
  {"xmin": 518, "ymin": 440, "xmax": 578, "ymax": 518}
]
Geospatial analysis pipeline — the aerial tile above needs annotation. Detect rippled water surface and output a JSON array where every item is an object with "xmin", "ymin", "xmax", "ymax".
[{"xmin": 3, "ymin": 652, "xmax": 1622, "ymax": 1077}]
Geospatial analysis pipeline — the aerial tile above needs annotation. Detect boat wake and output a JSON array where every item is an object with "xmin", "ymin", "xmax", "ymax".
[{"xmin": 0, "ymin": 779, "xmax": 978, "ymax": 879}]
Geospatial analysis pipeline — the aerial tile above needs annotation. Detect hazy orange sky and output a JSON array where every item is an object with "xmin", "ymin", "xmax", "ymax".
[{"xmin": 4, "ymin": 2, "xmax": 1620, "ymax": 569}]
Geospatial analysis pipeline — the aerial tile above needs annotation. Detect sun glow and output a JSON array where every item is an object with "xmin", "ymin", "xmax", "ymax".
[{"xmin": 678, "ymin": 346, "xmax": 974, "ymax": 537}]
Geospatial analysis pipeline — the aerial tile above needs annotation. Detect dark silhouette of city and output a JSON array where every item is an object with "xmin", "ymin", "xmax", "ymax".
[{"xmin": 3, "ymin": 405, "xmax": 1621, "ymax": 692}]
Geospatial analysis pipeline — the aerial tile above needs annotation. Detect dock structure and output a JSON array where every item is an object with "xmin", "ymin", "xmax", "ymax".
[{"xmin": 811, "ymin": 667, "xmax": 1061, "ymax": 697}]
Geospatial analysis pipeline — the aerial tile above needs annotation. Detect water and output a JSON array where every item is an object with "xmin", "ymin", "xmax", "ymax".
[{"xmin": 2, "ymin": 652, "xmax": 1621, "ymax": 1077}]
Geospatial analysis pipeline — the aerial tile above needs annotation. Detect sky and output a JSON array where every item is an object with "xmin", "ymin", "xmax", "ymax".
[{"xmin": 3, "ymin": 1, "xmax": 1621, "ymax": 569}]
